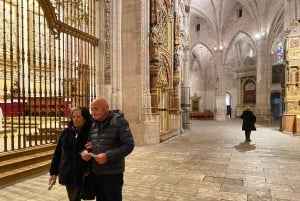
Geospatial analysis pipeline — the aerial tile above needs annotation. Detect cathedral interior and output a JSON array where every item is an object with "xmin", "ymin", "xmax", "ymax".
[
  {"xmin": 0, "ymin": 0, "xmax": 300, "ymax": 197},
  {"xmin": 0, "ymin": 0, "xmax": 299, "ymax": 172}
]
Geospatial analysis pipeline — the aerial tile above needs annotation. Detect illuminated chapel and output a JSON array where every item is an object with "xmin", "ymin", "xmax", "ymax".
[{"xmin": 0, "ymin": 0, "xmax": 300, "ymax": 157}]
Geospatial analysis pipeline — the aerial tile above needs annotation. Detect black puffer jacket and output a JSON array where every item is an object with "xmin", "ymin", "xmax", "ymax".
[
  {"xmin": 89, "ymin": 111, "xmax": 134, "ymax": 175},
  {"xmin": 49, "ymin": 122, "xmax": 91, "ymax": 186}
]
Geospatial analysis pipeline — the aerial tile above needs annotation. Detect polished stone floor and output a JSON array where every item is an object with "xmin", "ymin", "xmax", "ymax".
[{"xmin": 1, "ymin": 118, "xmax": 300, "ymax": 201}]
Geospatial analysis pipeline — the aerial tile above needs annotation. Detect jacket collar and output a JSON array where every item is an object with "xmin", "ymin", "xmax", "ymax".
[{"xmin": 94, "ymin": 111, "xmax": 114, "ymax": 127}]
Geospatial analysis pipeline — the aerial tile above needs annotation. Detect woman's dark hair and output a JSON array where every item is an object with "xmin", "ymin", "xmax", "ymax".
[{"xmin": 68, "ymin": 107, "xmax": 92, "ymax": 127}]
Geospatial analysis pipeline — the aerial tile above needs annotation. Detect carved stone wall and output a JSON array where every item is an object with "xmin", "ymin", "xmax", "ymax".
[
  {"xmin": 149, "ymin": 0, "xmax": 180, "ymax": 140},
  {"xmin": 104, "ymin": 0, "xmax": 112, "ymax": 85},
  {"xmin": 281, "ymin": 20, "xmax": 300, "ymax": 134}
]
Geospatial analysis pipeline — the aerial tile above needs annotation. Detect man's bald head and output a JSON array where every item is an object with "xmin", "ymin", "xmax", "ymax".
[
  {"xmin": 91, "ymin": 98, "xmax": 110, "ymax": 121},
  {"xmin": 92, "ymin": 98, "xmax": 109, "ymax": 108}
]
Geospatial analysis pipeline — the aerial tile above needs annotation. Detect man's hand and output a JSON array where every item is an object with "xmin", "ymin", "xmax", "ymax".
[
  {"xmin": 85, "ymin": 141, "xmax": 92, "ymax": 150},
  {"xmin": 94, "ymin": 153, "xmax": 107, "ymax": 164}
]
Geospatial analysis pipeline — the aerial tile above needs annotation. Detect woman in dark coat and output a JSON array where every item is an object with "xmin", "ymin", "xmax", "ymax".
[
  {"xmin": 241, "ymin": 107, "xmax": 256, "ymax": 142},
  {"xmin": 49, "ymin": 107, "xmax": 92, "ymax": 201}
]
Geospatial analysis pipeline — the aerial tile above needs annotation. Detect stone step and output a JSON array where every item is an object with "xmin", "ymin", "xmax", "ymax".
[
  {"xmin": 0, "ymin": 144, "xmax": 56, "ymax": 188},
  {"xmin": 0, "ymin": 144, "xmax": 55, "ymax": 161},
  {"xmin": 0, "ymin": 150, "xmax": 53, "ymax": 174},
  {"xmin": 0, "ymin": 160, "xmax": 51, "ymax": 187}
]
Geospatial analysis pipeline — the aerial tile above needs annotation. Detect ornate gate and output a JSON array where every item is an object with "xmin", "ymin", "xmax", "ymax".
[{"xmin": 0, "ymin": 0, "xmax": 98, "ymax": 152}]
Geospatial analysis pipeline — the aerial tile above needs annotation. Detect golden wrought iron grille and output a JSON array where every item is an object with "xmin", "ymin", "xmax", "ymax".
[{"xmin": 0, "ymin": 0, "xmax": 97, "ymax": 152}]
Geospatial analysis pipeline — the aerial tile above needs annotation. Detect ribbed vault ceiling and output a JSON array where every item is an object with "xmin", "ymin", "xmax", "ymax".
[
  {"xmin": 189, "ymin": 0, "xmax": 285, "ymax": 67},
  {"xmin": 190, "ymin": 0, "xmax": 284, "ymax": 33}
]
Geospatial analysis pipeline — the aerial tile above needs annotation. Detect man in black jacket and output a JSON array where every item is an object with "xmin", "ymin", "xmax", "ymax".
[{"xmin": 81, "ymin": 98, "xmax": 134, "ymax": 201}]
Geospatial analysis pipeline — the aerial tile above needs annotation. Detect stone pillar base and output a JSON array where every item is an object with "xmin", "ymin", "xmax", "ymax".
[
  {"xmin": 214, "ymin": 113, "xmax": 227, "ymax": 121},
  {"xmin": 294, "ymin": 115, "xmax": 300, "ymax": 136},
  {"xmin": 281, "ymin": 113, "xmax": 295, "ymax": 134}
]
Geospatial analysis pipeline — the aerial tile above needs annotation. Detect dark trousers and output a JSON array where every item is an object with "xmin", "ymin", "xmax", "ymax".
[
  {"xmin": 66, "ymin": 184, "xmax": 81, "ymax": 201},
  {"xmin": 94, "ymin": 174, "xmax": 123, "ymax": 201},
  {"xmin": 245, "ymin": 130, "xmax": 251, "ymax": 141}
]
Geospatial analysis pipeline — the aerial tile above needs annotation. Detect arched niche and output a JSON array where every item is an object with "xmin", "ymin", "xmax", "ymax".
[
  {"xmin": 191, "ymin": 93, "xmax": 200, "ymax": 112},
  {"xmin": 236, "ymin": 66, "xmax": 256, "ymax": 116},
  {"xmin": 243, "ymin": 79, "xmax": 256, "ymax": 104}
]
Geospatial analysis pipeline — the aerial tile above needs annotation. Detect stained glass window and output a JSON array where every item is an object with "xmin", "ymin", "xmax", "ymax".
[{"xmin": 277, "ymin": 43, "xmax": 284, "ymax": 63}]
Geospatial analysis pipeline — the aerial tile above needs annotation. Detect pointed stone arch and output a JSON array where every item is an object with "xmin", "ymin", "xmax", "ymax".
[
  {"xmin": 190, "ymin": 43, "xmax": 215, "ymax": 70},
  {"xmin": 224, "ymin": 31, "xmax": 256, "ymax": 65},
  {"xmin": 157, "ymin": 55, "xmax": 171, "ymax": 88}
]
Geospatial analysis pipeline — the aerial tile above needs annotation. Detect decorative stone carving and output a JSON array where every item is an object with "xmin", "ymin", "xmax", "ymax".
[
  {"xmin": 174, "ymin": 46, "xmax": 180, "ymax": 71},
  {"xmin": 150, "ymin": 26, "xmax": 161, "ymax": 62},
  {"xmin": 282, "ymin": 19, "xmax": 300, "ymax": 134},
  {"xmin": 150, "ymin": 64, "xmax": 159, "ymax": 88},
  {"xmin": 290, "ymin": 20, "xmax": 300, "ymax": 35},
  {"xmin": 151, "ymin": 0, "xmax": 158, "ymax": 25},
  {"xmin": 174, "ymin": 14, "xmax": 181, "ymax": 45},
  {"xmin": 104, "ymin": 0, "xmax": 111, "ymax": 85},
  {"xmin": 149, "ymin": 0, "xmax": 180, "ymax": 133},
  {"xmin": 157, "ymin": 65, "xmax": 169, "ymax": 87},
  {"xmin": 173, "ymin": 70, "xmax": 180, "ymax": 87}
]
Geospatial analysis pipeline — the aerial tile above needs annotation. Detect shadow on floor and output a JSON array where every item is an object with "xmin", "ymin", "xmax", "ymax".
[{"xmin": 234, "ymin": 141, "xmax": 256, "ymax": 152}]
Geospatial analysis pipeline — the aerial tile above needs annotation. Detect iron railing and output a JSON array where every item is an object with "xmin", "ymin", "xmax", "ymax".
[{"xmin": 0, "ymin": 0, "xmax": 97, "ymax": 152}]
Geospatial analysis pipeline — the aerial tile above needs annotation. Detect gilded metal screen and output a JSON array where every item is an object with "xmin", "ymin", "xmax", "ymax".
[{"xmin": 0, "ymin": 0, "xmax": 98, "ymax": 152}]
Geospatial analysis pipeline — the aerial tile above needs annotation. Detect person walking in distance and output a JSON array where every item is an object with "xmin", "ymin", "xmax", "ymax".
[
  {"xmin": 49, "ymin": 107, "xmax": 92, "ymax": 201},
  {"xmin": 81, "ymin": 98, "xmax": 134, "ymax": 201},
  {"xmin": 241, "ymin": 107, "xmax": 256, "ymax": 142}
]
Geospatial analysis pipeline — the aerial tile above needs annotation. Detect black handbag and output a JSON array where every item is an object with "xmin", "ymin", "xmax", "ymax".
[{"xmin": 80, "ymin": 171, "xmax": 96, "ymax": 200}]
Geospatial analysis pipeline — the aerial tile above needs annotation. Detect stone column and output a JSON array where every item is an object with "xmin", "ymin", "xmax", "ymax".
[
  {"xmin": 214, "ymin": 50, "xmax": 226, "ymax": 121},
  {"xmin": 111, "ymin": 1, "xmax": 122, "ymax": 109},
  {"xmin": 297, "ymin": 0, "xmax": 300, "ymax": 19},
  {"xmin": 181, "ymin": 46, "xmax": 191, "ymax": 130},
  {"xmin": 255, "ymin": 34, "xmax": 271, "ymax": 122},
  {"xmin": 237, "ymin": 75, "xmax": 242, "ymax": 105}
]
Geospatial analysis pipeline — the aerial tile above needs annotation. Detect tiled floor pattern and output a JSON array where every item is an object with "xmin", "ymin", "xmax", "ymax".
[{"xmin": 1, "ymin": 118, "xmax": 300, "ymax": 201}]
